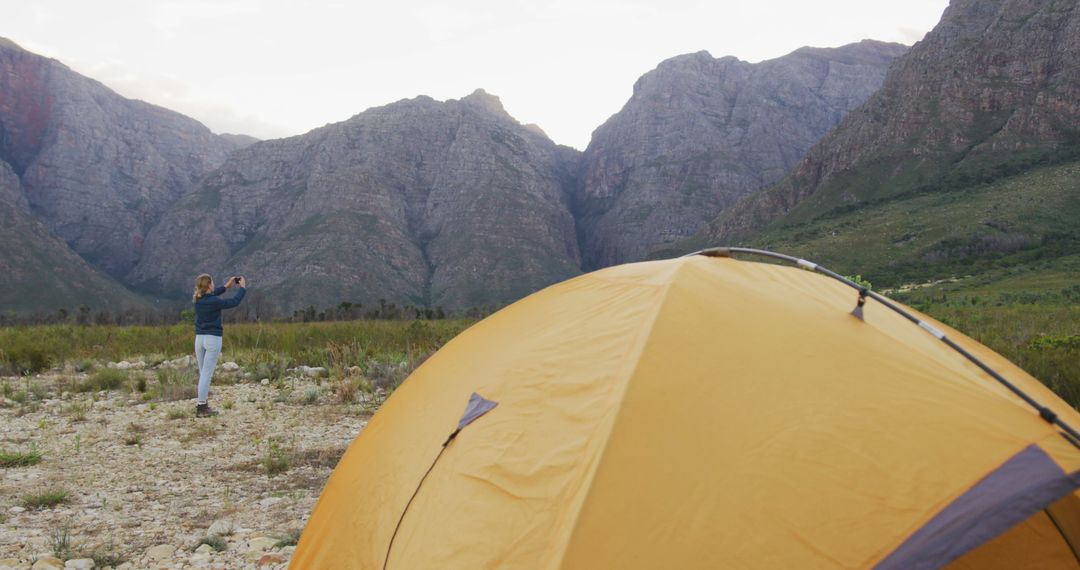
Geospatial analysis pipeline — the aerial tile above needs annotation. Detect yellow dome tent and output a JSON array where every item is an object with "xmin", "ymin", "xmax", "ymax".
[{"xmin": 290, "ymin": 249, "xmax": 1080, "ymax": 569}]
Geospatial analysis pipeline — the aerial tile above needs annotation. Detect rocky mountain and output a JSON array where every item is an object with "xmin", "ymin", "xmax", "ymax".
[
  {"xmin": 575, "ymin": 40, "xmax": 906, "ymax": 268},
  {"xmin": 0, "ymin": 37, "xmax": 241, "ymax": 278},
  {"xmin": 0, "ymin": 159, "xmax": 146, "ymax": 312},
  {"xmin": 24, "ymin": 15, "xmax": 1074, "ymax": 315},
  {"xmin": 129, "ymin": 90, "xmax": 582, "ymax": 311},
  {"xmin": 696, "ymin": 0, "xmax": 1080, "ymax": 246}
]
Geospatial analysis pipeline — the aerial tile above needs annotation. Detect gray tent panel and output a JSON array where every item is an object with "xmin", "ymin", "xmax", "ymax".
[{"xmin": 458, "ymin": 392, "xmax": 498, "ymax": 431}]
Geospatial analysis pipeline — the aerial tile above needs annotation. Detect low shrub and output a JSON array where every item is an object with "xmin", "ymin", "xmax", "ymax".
[
  {"xmin": 300, "ymin": 386, "xmax": 320, "ymax": 405},
  {"xmin": 197, "ymin": 534, "xmax": 228, "ymax": 552},
  {"xmin": 78, "ymin": 367, "xmax": 128, "ymax": 392},
  {"xmin": 89, "ymin": 548, "xmax": 126, "ymax": 567},
  {"xmin": 0, "ymin": 448, "xmax": 43, "ymax": 467},
  {"xmin": 154, "ymin": 368, "xmax": 197, "ymax": 401},
  {"xmin": 48, "ymin": 526, "xmax": 74, "ymax": 560},
  {"xmin": 64, "ymin": 401, "xmax": 89, "ymax": 422},
  {"xmin": 23, "ymin": 487, "xmax": 70, "ymax": 509},
  {"xmin": 262, "ymin": 439, "xmax": 290, "ymax": 476},
  {"xmin": 275, "ymin": 529, "xmax": 302, "ymax": 548}
]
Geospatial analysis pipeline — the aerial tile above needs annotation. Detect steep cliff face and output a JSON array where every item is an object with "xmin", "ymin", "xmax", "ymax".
[
  {"xmin": 699, "ymin": 0, "xmax": 1080, "ymax": 244},
  {"xmin": 0, "ymin": 159, "xmax": 145, "ymax": 312},
  {"xmin": 130, "ymin": 90, "xmax": 582, "ymax": 311},
  {"xmin": 576, "ymin": 40, "xmax": 906, "ymax": 268},
  {"xmin": 0, "ymin": 37, "xmax": 240, "ymax": 278}
]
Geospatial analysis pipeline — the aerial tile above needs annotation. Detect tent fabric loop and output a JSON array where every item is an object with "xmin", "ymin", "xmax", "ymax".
[{"xmin": 851, "ymin": 288, "xmax": 868, "ymax": 321}]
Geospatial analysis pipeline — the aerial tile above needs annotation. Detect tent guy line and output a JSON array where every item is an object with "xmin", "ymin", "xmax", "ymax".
[
  {"xmin": 383, "ymin": 393, "xmax": 499, "ymax": 569},
  {"xmin": 688, "ymin": 246, "xmax": 1080, "ymax": 450}
]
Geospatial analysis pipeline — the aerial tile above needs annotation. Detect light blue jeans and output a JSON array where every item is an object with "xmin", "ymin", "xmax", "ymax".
[{"xmin": 194, "ymin": 334, "xmax": 223, "ymax": 404}]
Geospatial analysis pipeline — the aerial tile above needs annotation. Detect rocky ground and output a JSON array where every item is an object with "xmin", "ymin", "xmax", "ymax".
[{"xmin": 0, "ymin": 361, "xmax": 374, "ymax": 569}]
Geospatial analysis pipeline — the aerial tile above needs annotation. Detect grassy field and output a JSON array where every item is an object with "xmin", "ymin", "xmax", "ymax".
[
  {"xmin": 746, "ymin": 160, "xmax": 1080, "ymax": 290},
  {"xmin": 1, "ymin": 305, "xmax": 1077, "ymax": 410},
  {"xmin": 0, "ymin": 319, "xmax": 473, "ymax": 381}
]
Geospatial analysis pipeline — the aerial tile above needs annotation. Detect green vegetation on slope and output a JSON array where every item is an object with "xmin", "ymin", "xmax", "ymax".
[
  {"xmin": 0, "ymin": 204, "xmax": 148, "ymax": 313},
  {"xmin": 778, "ymin": 134, "xmax": 1080, "ymax": 229},
  {"xmin": 748, "ymin": 159, "xmax": 1080, "ymax": 289}
]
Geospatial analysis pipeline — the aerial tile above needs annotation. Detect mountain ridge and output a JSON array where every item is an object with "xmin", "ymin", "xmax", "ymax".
[
  {"xmin": 128, "ymin": 91, "xmax": 583, "ymax": 312},
  {"xmin": 0, "ymin": 35, "xmax": 245, "ymax": 279},
  {"xmin": 9, "ymin": 8, "xmax": 1077, "ymax": 316},
  {"xmin": 574, "ymin": 39, "xmax": 906, "ymax": 268},
  {"xmin": 692, "ymin": 0, "xmax": 1080, "ymax": 247}
]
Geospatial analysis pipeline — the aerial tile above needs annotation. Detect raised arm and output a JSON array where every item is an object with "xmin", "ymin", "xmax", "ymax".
[
  {"xmin": 211, "ymin": 286, "xmax": 227, "ymax": 296},
  {"xmin": 217, "ymin": 286, "xmax": 246, "ymax": 309}
]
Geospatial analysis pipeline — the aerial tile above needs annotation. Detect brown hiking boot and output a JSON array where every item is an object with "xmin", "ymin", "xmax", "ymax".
[{"xmin": 195, "ymin": 403, "xmax": 219, "ymax": 417}]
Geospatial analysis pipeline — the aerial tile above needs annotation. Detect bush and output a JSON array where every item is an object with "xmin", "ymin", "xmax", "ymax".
[
  {"xmin": 197, "ymin": 534, "xmax": 228, "ymax": 552},
  {"xmin": 23, "ymin": 487, "xmax": 70, "ymax": 509},
  {"xmin": 1028, "ymin": 335, "xmax": 1080, "ymax": 351},
  {"xmin": 327, "ymin": 341, "xmax": 367, "ymax": 376},
  {"xmin": 262, "ymin": 440, "xmax": 290, "ymax": 476},
  {"xmin": 78, "ymin": 367, "xmax": 127, "ymax": 392},
  {"xmin": 252, "ymin": 355, "xmax": 292, "ymax": 382},
  {"xmin": 300, "ymin": 386, "xmax": 320, "ymax": 405},
  {"xmin": 275, "ymin": 529, "xmax": 302, "ymax": 548},
  {"xmin": 28, "ymin": 381, "xmax": 48, "ymax": 400},
  {"xmin": 364, "ymin": 357, "xmax": 410, "ymax": 391},
  {"xmin": 2, "ymin": 344, "xmax": 51, "ymax": 375},
  {"xmin": 334, "ymin": 378, "xmax": 361, "ymax": 403},
  {"xmin": 154, "ymin": 368, "xmax": 197, "ymax": 401},
  {"xmin": 64, "ymin": 401, "xmax": 89, "ymax": 422},
  {"xmin": 89, "ymin": 549, "xmax": 126, "ymax": 567},
  {"xmin": 48, "ymin": 526, "xmax": 74, "ymax": 560}
]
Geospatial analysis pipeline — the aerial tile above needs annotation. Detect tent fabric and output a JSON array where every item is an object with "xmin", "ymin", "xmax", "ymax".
[
  {"xmin": 289, "ymin": 255, "xmax": 1080, "ymax": 569},
  {"xmin": 1048, "ymin": 493, "xmax": 1080, "ymax": 559},
  {"xmin": 945, "ymin": 507, "xmax": 1080, "ymax": 569}
]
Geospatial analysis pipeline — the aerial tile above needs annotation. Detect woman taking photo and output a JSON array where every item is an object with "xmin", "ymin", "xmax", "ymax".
[{"xmin": 192, "ymin": 274, "xmax": 247, "ymax": 417}]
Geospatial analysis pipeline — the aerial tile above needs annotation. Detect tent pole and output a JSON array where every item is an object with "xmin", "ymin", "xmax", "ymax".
[{"xmin": 685, "ymin": 246, "xmax": 1080, "ymax": 449}]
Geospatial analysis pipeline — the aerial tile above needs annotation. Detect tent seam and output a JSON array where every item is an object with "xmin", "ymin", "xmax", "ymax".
[{"xmin": 546, "ymin": 261, "xmax": 684, "ymax": 570}]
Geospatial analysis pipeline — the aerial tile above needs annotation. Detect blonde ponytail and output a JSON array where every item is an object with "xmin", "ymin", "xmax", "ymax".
[{"xmin": 192, "ymin": 274, "xmax": 213, "ymax": 303}]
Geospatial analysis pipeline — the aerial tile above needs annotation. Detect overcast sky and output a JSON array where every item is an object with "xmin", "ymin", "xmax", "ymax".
[{"xmin": 2, "ymin": 0, "xmax": 948, "ymax": 149}]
